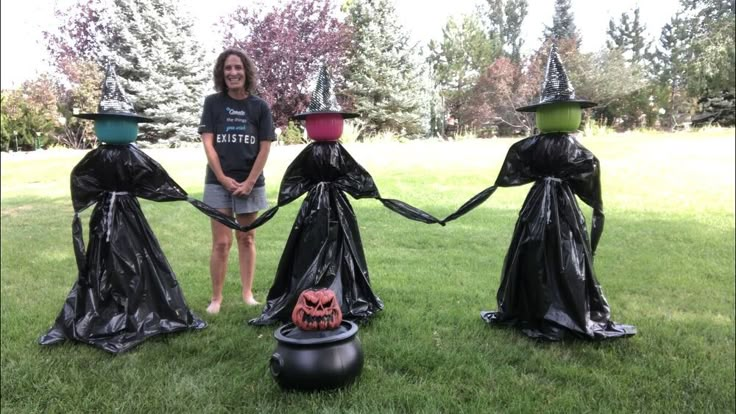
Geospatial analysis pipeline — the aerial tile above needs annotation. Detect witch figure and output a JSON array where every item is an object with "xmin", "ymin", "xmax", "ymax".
[
  {"xmin": 247, "ymin": 65, "xmax": 440, "ymax": 326},
  {"xmin": 39, "ymin": 64, "xmax": 246, "ymax": 353},
  {"xmin": 443, "ymin": 46, "xmax": 636, "ymax": 341}
]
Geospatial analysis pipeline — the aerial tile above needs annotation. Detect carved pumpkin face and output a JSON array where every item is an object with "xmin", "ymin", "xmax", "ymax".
[{"xmin": 292, "ymin": 289, "xmax": 342, "ymax": 330}]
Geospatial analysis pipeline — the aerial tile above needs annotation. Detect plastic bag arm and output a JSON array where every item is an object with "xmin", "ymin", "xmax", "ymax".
[
  {"xmin": 590, "ymin": 208, "xmax": 605, "ymax": 255},
  {"xmin": 237, "ymin": 205, "xmax": 282, "ymax": 232},
  {"xmin": 186, "ymin": 197, "xmax": 259, "ymax": 231},
  {"xmin": 71, "ymin": 212, "xmax": 88, "ymax": 278},
  {"xmin": 440, "ymin": 185, "xmax": 498, "ymax": 225},
  {"xmin": 376, "ymin": 197, "xmax": 443, "ymax": 225}
]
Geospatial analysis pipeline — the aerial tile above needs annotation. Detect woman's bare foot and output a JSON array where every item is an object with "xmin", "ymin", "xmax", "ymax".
[
  {"xmin": 243, "ymin": 293, "xmax": 260, "ymax": 306},
  {"xmin": 206, "ymin": 300, "xmax": 222, "ymax": 314}
]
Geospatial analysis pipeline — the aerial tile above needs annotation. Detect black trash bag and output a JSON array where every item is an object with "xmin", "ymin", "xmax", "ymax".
[
  {"xmin": 443, "ymin": 133, "xmax": 636, "ymax": 341},
  {"xmin": 247, "ymin": 142, "xmax": 440, "ymax": 326},
  {"xmin": 39, "ymin": 145, "xmax": 246, "ymax": 353}
]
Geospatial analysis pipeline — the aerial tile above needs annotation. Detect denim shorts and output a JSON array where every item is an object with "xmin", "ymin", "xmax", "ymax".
[{"xmin": 203, "ymin": 184, "xmax": 269, "ymax": 215}]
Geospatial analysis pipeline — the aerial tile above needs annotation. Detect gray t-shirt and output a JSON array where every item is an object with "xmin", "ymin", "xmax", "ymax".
[{"xmin": 198, "ymin": 92, "xmax": 276, "ymax": 185}]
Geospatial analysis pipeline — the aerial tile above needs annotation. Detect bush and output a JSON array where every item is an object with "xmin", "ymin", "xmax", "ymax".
[
  {"xmin": 340, "ymin": 119, "xmax": 365, "ymax": 144},
  {"xmin": 280, "ymin": 121, "xmax": 306, "ymax": 145},
  {"xmin": 582, "ymin": 118, "xmax": 613, "ymax": 137}
]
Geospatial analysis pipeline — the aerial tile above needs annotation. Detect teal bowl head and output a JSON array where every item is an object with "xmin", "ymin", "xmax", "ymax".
[{"xmin": 94, "ymin": 117, "xmax": 140, "ymax": 144}]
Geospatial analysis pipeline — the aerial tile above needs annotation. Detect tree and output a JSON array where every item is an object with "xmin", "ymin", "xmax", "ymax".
[
  {"xmin": 648, "ymin": 0, "xmax": 735, "ymax": 126},
  {"xmin": 606, "ymin": 7, "xmax": 650, "ymax": 64},
  {"xmin": 428, "ymin": 13, "xmax": 498, "ymax": 130},
  {"xmin": 677, "ymin": 0, "xmax": 735, "ymax": 97},
  {"xmin": 543, "ymin": 0, "xmax": 581, "ymax": 48},
  {"xmin": 56, "ymin": 60, "xmax": 104, "ymax": 149},
  {"xmin": 603, "ymin": 8, "xmax": 656, "ymax": 128},
  {"xmin": 461, "ymin": 57, "xmax": 532, "ymax": 135},
  {"xmin": 1, "ymin": 75, "xmax": 62, "ymax": 151},
  {"xmin": 650, "ymin": 14, "xmax": 695, "ymax": 124},
  {"xmin": 44, "ymin": 0, "xmax": 211, "ymax": 144},
  {"xmin": 44, "ymin": 0, "xmax": 112, "ymax": 70},
  {"xmin": 343, "ymin": 0, "xmax": 427, "ymax": 137},
  {"xmin": 222, "ymin": 0, "xmax": 350, "ymax": 129},
  {"xmin": 481, "ymin": 0, "xmax": 528, "ymax": 63}
]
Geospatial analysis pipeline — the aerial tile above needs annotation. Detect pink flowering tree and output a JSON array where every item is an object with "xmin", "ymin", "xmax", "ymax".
[{"xmin": 222, "ymin": 0, "xmax": 351, "ymax": 128}]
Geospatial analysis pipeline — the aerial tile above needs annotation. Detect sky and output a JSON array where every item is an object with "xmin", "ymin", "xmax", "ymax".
[{"xmin": 0, "ymin": 0, "xmax": 681, "ymax": 90}]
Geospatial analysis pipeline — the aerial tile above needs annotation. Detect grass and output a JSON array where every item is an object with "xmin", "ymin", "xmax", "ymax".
[{"xmin": 1, "ymin": 129, "xmax": 734, "ymax": 413}]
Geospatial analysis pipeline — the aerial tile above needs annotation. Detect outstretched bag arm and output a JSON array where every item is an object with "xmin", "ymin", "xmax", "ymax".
[
  {"xmin": 376, "ymin": 197, "xmax": 443, "ymax": 225},
  {"xmin": 439, "ymin": 185, "xmax": 498, "ymax": 224}
]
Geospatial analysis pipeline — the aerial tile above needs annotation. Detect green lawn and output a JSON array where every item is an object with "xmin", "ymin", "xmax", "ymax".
[{"xmin": 2, "ymin": 129, "xmax": 734, "ymax": 413}]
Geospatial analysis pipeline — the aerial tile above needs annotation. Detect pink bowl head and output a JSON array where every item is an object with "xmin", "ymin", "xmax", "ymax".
[{"xmin": 305, "ymin": 113, "xmax": 344, "ymax": 141}]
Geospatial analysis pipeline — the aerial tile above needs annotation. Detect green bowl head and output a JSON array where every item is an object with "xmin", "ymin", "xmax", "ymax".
[
  {"xmin": 94, "ymin": 116, "xmax": 139, "ymax": 144},
  {"xmin": 536, "ymin": 103, "xmax": 582, "ymax": 133}
]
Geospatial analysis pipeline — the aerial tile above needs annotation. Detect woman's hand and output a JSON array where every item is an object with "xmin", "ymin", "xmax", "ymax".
[
  {"xmin": 232, "ymin": 178, "xmax": 256, "ymax": 197},
  {"xmin": 219, "ymin": 176, "xmax": 240, "ymax": 193}
]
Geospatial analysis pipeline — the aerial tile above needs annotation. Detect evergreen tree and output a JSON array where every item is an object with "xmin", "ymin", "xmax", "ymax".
[
  {"xmin": 481, "ymin": 0, "xmax": 528, "ymax": 63},
  {"xmin": 543, "ymin": 0, "xmax": 581, "ymax": 48},
  {"xmin": 606, "ymin": 8, "xmax": 649, "ymax": 64},
  {"xmin": 503, "ymin": 0, "xmax": 528, "ymax": 62},
  {"xmin": 678, "ymin": 0, "xmax": 735, "ymax": 96},
  {"xmin": 44, "ymin": 0, "xmax": 211, "ymax": 144},
  {"xmin": 343, "ymin": 0, "xmax": 427, "ymax": 137},
  {"xmin": 650, "ymin": 14, "xmax": 692, "ymax": 124},
  {"xmin": 604, "ymin": 7, "xmax": 655, "ymax": 128},
  {"xmin": 647, "ymin": 0, "xmax": 734, "ymax": 125},
  {"xmin": 428, "ymin": 13, "xmax": 498, "ymax": 130}
]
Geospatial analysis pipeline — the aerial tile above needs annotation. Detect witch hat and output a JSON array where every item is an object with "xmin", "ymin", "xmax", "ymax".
[
  {"xmin": 515, "ymin": 45, "xmax": 596, "ymax": 112},
  {"xmin": 293, "ymin": 64, "xmax": 359, "ymax": 120},
  {"xmin": 75, "ymin": 63, "xmax": 153, "ymax": 122}
]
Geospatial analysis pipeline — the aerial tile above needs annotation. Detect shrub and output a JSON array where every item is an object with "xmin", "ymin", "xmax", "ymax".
[{"xmin": 281, "ymin": 121, "xmax": 306, "ymax": 145}]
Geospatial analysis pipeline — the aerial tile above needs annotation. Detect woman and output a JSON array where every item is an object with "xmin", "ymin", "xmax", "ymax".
[{"xmin": 199, "ymin": 48, "xmax": 276, "ymax": 314}]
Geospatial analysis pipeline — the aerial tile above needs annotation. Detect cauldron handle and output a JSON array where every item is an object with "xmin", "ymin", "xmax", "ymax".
[{"xmin": 270, "ymin": 353, "xmax": 284, "ymax": 377}]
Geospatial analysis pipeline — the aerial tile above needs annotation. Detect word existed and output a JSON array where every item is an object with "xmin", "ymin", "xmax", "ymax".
[{"xmin": 216, "ymin": 134, "xmax": 257, "ymax": 144}]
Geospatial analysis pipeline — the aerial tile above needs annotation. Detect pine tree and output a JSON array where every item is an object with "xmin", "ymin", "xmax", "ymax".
[
  {"xmin": 428, "ymin": 13, "xmax": 498, "ymax": 130},
  {"xmin": 677, "ymin": 0, "xmax": 735, "ymax": 96},
  {"xmin": 343, "ymin": 0, "xmax": 427, "ymax": 137},
  {"xmin": 482, "ymin": 0, "xmax": 528, "ymax": 63},
  {"xmin": 44, "ymin": 0, "xmax": 211, "ymax": 144},
  {"xmin": 650, "ymin": 14, "xmax": 692, "ymax": 123},
  {"xmin": 603, "ymin": 7, "xmax": 654, "ymax": 128},
  {"xmin": 606, "ymin": 8, "xmax": 649, "ymax": 64},
  {"xmin": 543, "ymin": 0, "xmax": 581, "ymax": 47}
]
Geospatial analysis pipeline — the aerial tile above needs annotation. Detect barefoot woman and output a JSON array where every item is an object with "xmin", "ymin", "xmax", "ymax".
[{"xmin": 199, "ymin": 48, "xmax": 276, "ymax": 314}]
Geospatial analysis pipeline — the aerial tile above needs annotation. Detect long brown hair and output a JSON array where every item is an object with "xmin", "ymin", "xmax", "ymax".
[{"xmin": 213, "ymin": 48, "xmax": 257, "ymax": 94}]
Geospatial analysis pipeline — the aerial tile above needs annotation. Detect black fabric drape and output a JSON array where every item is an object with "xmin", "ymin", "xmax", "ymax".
[
  {"xmin": 248, "ymin": 142, "xmax": 440, "ymax": 325},
  {"xmin": 443, "ymin": 133, "xmax": 635, "ymax": 341},
  {"xmin": 39, "ymin": 145, "xmax": 245, "ymax": 353}
]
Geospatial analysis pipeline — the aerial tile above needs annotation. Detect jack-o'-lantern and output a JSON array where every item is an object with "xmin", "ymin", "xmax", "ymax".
[{"xmin": 291, "ymin": 289, "xmax": 342, "ymax": 330}]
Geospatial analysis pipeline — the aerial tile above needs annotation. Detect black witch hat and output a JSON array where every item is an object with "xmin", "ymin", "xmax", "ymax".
[
  {"xmin": 516, "ymin": 45, "xmax": 596, "ymax": 112},
  {"xmin": 293, "ymin": 65, "xmax": 359, "ymax": 120},
  {"xmin": 75, "ymin": 63, "xmax": 153, "ymax": 122}
]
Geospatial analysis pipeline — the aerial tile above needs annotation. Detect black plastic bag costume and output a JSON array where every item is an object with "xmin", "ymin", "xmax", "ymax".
[
  {"xmin": 246, "ymin": 142, "xmax": 439, "ymax": 326},
  {"xmin": 39, "ymin": 145, "xmax": 246, "ymax": 353},
  {"xmin": 443, "ymin": 133, "xmax": 636, "ymax": 341}
]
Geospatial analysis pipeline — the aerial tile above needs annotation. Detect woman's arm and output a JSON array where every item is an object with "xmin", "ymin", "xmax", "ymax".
[
  {"xmin": 233, "ymin": 140, "xmax": 272, "ymax": 196},
  {"xmin": 202, "ymin": 132, "xmax": 239, "ymax": 192}
]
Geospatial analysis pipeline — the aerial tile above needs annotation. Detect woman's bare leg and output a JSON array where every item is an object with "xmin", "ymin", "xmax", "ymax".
[
  {"xmin": 208, "ymin": 208, "xmax": 234, "ymax": 314},
  {"xmin": 236, "ymin": 212, "xmax": 259, "ymax": 305}
]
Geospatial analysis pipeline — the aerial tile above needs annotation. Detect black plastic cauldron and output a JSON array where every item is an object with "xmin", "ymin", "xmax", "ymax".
[{"xmin": 270, "ymin": 320, "xmax": 363, "ymax": 391}]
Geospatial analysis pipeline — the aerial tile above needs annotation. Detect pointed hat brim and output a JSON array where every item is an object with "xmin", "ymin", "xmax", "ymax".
[
  {"xmin": 515, "ymin": 99, "xmax": 597, "ymax": 112},
  {"xmin": 292, "ymin": 110, "xmax": 360, "ymax": 120},
  {"xmin": 74, "ymin": 112, "xmax": 154, "ymax": 123}
]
